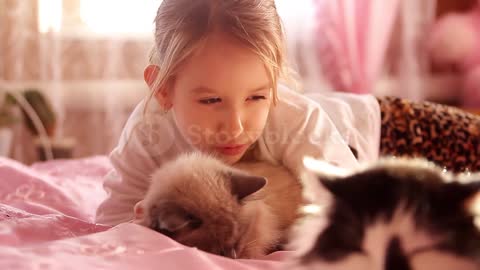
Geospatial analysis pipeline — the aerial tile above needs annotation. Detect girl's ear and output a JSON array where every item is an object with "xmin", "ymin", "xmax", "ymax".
[
  {"xmin": 144, "ymin": 65, "xmax": 172, "ymax": 110},
  {"xmin": 144, "ymin": 65, "xmax": 160, "ymax": 88}
]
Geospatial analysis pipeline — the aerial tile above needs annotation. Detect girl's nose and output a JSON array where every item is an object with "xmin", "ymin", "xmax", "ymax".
[{"xmin": 219, "ymin": 109, "xmax": 244, "ymax": 139}]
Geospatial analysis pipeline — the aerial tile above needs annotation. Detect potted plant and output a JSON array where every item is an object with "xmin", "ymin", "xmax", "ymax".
[
  {"xmin": 21, "ymin": 89, "xmax": 57, "ymax": 138},
  {"xmin": 0, "ymin": 91, "xmax": 19, "ymax": 157},
  {"xmin": 10, "ymin": 88, "xmax": 75, "ymax": 161},
  {"xmin": 22, "ymin": 89, "xmax": 76, "ymax": 161}
]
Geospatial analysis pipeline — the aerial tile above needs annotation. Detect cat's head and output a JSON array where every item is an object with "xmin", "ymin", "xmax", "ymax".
[
  {"xmin": 134, "ymin": 152, "xmax": 268, "ymax": 259},
  {"xmin": 291, "ymin": 157, "xmax": 480, "ymax": 270}
]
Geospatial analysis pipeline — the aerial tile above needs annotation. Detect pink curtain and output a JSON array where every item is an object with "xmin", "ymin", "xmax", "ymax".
[{"xmin": 314, "ymin": 0, "xmax": 400, "ymax": 93}]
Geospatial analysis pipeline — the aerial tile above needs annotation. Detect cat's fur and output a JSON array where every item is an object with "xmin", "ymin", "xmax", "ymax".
[
  {"xmin": 289, "ymin": 158, "xmax": 480, "ymax": 270},
  {"xmin": 134, "ymin": 152, "xmax": 303, "ymax": 259}
]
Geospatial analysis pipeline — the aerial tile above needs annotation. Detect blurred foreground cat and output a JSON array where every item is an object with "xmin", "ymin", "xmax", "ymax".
[
  {"xmin": 288, "ymin": 157, "xmax": 480, "ymax": 270},
  {"xmin": 133, "ymin": 152, "xmax": 303, "ymax": 258}
]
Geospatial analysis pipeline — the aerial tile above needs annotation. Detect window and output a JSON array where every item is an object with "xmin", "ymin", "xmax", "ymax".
[
  {"xmin": 38, "ymin": 0, "xmax": 63, "ymax": 33},
  {"xmin": 38, "ymin": 0, "xmax": 302, "ymax": 38},
  {"xmin": 38, "ymin": 0, "xmax": 160, "ymax": 37}
]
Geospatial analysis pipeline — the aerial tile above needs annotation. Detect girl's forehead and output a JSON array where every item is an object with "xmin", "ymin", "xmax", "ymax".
[{"xmin": 175, "ymin": 33, "xmax": 271, "ymax": 94}]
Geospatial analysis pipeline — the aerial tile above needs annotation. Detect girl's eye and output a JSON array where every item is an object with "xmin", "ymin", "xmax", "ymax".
[
  {"xmin": 199, "ymin": 98, "xmax": 221, "ymax": 104},
  {"xmin": 247, "ymin": 95, "xmax": 266, "ymax": 101}
]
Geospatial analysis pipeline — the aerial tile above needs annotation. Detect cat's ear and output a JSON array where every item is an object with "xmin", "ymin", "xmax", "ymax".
[
  {"xmin": 444, "ymin": 181, "xmax": 480, "ymax": 214},
  {"xmin": 302, "ymin": 156, "xmax": 350, "ymax": 180},
  {"xmin": 302, "ymin": 156, "xmax": 350, "ymax": 198},
  {"xmin": 229, "ymin": 172, "xmax": 267, "ymax": 201},
  {"xmin": 442, "ymin": 181, "xmax": 480, "ymax": 201},
  {"xmin": 134, "ymin": 200, "xmax": 146, "ymax": 220},
  {"xmin": 317, "ymin": 178, "xmax": 341, "ymax": 194}
]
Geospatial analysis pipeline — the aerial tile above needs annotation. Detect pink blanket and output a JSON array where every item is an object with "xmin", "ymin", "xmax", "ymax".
[{"xmin": 0, "ymin": 157, "xmax": 289, "ymax": 269}]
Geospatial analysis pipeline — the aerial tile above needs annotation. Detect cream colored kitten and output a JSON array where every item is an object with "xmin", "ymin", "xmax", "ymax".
[{"xmin": 134, "ymin": 152, "xmax": 303, "ymax": 259}]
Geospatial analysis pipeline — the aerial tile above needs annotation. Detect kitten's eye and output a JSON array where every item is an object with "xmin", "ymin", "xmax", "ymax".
[
  {"xmin": 151, "ymin": 220, "xmax": 176, "ymax": 238},
  {"xmin": 188, "ymin": 217, "xmax": 203, "ymax": 230},
  {"xmin": 157, "ymin": 228, "xmax": 176, "ymax": 238},
  {"xmin": 199, "ymin": 98, "xmax": 221, "ymax": 104}
]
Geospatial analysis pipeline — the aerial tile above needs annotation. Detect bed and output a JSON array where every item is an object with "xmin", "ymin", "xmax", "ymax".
[
  {"xmin": 2, "ymin": 93, "xmax": 479, "ymax": 269},
  {"xmin": 0, "ymin": 156, "xmax": 289, "ymax": 269}
]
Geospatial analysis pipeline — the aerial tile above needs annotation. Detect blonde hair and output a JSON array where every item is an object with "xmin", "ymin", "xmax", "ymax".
[{"xmin": 145, "ymin": 0, "xmax": 295, "ymax": 111}]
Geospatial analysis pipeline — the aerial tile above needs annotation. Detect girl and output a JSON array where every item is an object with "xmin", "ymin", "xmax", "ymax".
[{"xmin": 94, "ymin": 0, "xmax": 381, "ymax": 226}]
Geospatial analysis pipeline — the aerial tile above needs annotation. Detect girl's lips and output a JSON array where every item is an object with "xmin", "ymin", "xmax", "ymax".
[{"xmin": 216, "ymin": 144, "xmax": 247, "ymax": 156}]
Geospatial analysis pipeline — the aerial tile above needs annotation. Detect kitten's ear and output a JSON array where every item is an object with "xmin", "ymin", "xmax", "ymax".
[
  {"xmin": 134, "ymin": 200, "xmax": 145, "ymax": 220},
  {"xmin": 229, "ymin": 172, "xmax": 267, "ymax": 201},
  {"xmin": 302, "ymin": 156, "xmax": 349, "ymax": 197},
  {"xmin": 462, "ymin": 181, "xmax": 480, "ymax": 198},
  {"xmin": 443, "ymin": 181, "xmax": 480, "ymax": 201},
  {"xmin": 302, "ymin": 156, "xmax": 350, "ymax": 179},
  {"xmin": 317, "ymin": 177, "xmax": 340, "ymax": 194},
  {"xmin": 446, "ymin": 181, "xmax": 480, "ymax": 213}
]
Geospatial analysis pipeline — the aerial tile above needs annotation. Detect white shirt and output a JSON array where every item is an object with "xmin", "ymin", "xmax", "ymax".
[{"xmin": 95, "ymin": 85, "xmax": 381, "ymax": 226}]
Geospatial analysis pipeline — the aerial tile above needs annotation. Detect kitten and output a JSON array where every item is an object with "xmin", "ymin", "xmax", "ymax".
[
  {"xmin": 133, "ymin": 152, "xmax": 303, "ymax": 259},
  {"xmin": 289, "ymin": 157, "xmax": 480, "ymax": 270}
]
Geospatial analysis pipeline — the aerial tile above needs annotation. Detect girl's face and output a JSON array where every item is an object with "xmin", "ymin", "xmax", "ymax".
[{"xmin": 156, "ymin": 33, "xmax": 273, "ymax": 164}]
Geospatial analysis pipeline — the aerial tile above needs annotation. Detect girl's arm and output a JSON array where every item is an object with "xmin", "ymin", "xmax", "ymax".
[
  {"xmin": 94, "ymin": 100, "xmax": 179, "ymax": 226},
  {"xmin": 95, "ymin": 124, "xmax": 157, "ymax": 226}
]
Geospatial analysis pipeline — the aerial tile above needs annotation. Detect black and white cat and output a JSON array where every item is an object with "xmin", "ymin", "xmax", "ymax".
[{"xmin": 289, "ymin": 157, "xmax": 480, "ymax": 270}]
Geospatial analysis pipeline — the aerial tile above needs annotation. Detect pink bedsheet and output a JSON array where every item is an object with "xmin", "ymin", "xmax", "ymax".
[{"xmin": 0, "ymin": 156, "xmax": 290, "ymax": 269}]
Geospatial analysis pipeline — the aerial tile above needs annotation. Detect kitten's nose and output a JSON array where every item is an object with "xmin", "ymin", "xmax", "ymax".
[
  {"xmin": 230, "ymin": 249, "xmax": 237, "ymax": 259},
  {"xmin": 220, "ymin": 248, "xmax": 237, "ymax": 259},
  {"xmin": 385, "ymin": 236, "xmax": 411, "ymax": 270}
]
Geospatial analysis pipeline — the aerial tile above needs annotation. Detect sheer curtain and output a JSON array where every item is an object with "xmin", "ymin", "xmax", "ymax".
[
  {"xmin": 1, "ymin": 0, "xmax": 438, "ymax": 163},
  {"xmin": 0, "ymin": 0, "xmax": 154, "ymax": 163},
  {"xmin": 1, "ymin": 0, "xmax": 316, "ymax": 163}
]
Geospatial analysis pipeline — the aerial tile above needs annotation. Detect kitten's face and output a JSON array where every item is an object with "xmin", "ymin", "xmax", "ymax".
[
  {"xmin": 135, "ymin": 153, "xmax": 267, "ymax": 258},
  {"xmin": 292, "ymin": 158, "xmax": 480, "ymax": 270}
]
